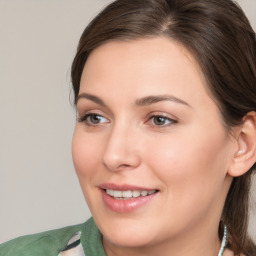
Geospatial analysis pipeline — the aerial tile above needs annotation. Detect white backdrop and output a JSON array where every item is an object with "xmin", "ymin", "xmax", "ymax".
[{"xmin": 0, "ymin": 0, "xmax": 255, "ymax": 244}]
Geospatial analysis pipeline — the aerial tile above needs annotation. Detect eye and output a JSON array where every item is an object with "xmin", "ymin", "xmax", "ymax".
[
  {"xmin": 78, "ymin": 113, "xmax": 108, "ymax": 126},
  {"xmin": 149, "ymin": 115, "xmax": 177, "ymax": 127}
]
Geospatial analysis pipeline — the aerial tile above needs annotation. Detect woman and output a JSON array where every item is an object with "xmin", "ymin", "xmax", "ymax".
[{"xmin": 1, "ymin": 0, "xmax": 255, "ymax": 255}]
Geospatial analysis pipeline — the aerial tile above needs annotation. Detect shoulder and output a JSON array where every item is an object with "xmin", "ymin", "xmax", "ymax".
[{"xmin": 0, "ymin": 222, "xmax": 86, "ymax": 256}]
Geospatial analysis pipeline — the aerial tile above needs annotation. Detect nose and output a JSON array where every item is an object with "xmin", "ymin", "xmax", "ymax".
[{"xmin": 102, "ymin": 123, "xmax": 141, "ymax": 172}]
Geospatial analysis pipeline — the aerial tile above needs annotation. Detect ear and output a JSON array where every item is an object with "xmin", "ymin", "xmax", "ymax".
[{"xmin": 228, "ymin": 111, "xmax": 256, "ymax": 177}]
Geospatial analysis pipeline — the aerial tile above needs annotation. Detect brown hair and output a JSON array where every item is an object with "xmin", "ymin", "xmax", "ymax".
[{"xmin": 71, "ymin": 0, "xmax": 256, "ymax": 254}]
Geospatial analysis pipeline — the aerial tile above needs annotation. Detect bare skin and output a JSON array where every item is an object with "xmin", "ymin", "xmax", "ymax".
[{"xmin": 72, "ymin": 37, "xmax": 256, "ymax": 256}]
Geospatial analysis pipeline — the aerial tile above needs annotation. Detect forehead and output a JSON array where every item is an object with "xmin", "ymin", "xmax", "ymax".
[
  {"xmin": 84, "ymin": 37, "xmax": 202, "ymax": 77},
  {"xmin": 80, "ymin": 37, "xmax": 210, "ymax": 104}
]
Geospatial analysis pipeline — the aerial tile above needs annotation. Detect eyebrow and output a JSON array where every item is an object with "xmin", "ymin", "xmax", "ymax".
[
  {"xmin": 135, "ymin": 95, "xmax": 191, "ymax": 107},
  {"xmin": 76, "ymin": 93, "xmax": 191, "ymax": 108},
  {"xmin": 76, "ymin": 93, "xmax": 107, "ymax": 107}
]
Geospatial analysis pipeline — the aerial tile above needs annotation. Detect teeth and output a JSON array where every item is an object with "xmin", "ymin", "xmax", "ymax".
[
  {"xmin": 132, "ymin": 190, "xmax": 140, "ymax": 198},
  {"xmin": 105, "ymin": 189, "xmax": 157, "ymax": 199},
  {"xmin": 109, "ymin": 189, "xmax": 114, "ymax": 197},
  {"xmin": 113, "ymin": 190, "xmax": 122, "ymax": 198},
  {"xmin": 141, "ymin": 191, "xmax": 148, "ymax": 196},
  {"xmin": 122, "ymin": 190, "xmax": 133, "ymax": 198}
]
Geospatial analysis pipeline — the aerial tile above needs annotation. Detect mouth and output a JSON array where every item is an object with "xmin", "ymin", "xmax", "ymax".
[
  {"xmin": 99, "ymin": 184, "xmax": 159, "ymax": 213},
  {"xmin": 104, "ymin": 189, "xmax": 158, "ymax": 200}
]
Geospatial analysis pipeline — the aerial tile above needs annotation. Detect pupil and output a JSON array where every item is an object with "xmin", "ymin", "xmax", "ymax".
[
  {"xmin": 91, "ymin": 115, "xmax": 100, "ymax": 123},
  {"xmin": 155, "ymin": 117, "xmax": 165, "ymax": 125}
]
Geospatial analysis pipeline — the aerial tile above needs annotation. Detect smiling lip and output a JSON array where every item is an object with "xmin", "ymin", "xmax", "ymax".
[
  {"xmin": 99, "ymin": 183, "xmax": 157, "ymax": 191},
  {"xmin": 99, "ymin": 183, "xmax": 159, "ymax": 213}
]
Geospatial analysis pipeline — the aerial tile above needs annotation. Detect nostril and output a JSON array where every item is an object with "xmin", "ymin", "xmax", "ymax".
[{"xmin": 102, "ymin": 154, "xmax": 140, "ymax": 172}]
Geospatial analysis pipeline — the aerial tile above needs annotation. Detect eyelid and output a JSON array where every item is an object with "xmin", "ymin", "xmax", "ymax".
[
  {"xmin": 76, "ymin": 108, "xmax": 106, "ymax": 120},
  {"xmin": 77, "ymin": 109, "xmax": 178, "ymax": 129},
  {"xmin": 77, "ymin": 111, "xmax": 109, "ymax": 126},
  {"xmin": 76, "ymin": 103, "xmax": 113, "ymax": 120},
  {"xmin": 145, "ymin": 113, "xmax": 178, "ymax": 127}
]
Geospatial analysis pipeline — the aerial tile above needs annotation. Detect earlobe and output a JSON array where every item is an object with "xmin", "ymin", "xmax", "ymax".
[{"xmin": 228, "ymin": 111, "xmax": 256, "ymax": 177}]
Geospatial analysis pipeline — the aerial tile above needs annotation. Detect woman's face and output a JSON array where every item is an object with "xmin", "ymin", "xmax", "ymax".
[{"xmin": 72, "ymin": 37, "xmax": 235, "ymax": 251}]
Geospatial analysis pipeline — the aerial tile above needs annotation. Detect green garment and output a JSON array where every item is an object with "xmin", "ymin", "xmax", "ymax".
[{"xmin": 0, "ymin": 217, "xmax": 107, "ymax": 256}]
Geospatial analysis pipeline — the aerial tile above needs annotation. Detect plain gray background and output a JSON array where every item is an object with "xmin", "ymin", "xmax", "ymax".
[{"xmin": 0, "ymin": 0, "xmax": 255, "ymax": 244}]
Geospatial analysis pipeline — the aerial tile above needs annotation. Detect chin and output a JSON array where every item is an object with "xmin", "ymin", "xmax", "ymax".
[
  {"xmin": 103, "ymin": 230, "xmax": 155, "ymax": 248},
  {"xmin": 97, "ymin": 217, "xmax": 161, "ymax": 249}
]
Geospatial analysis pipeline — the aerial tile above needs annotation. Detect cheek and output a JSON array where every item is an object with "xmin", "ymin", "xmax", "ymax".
[
  {"xmin": 72, "ymin": 128, "xmax": 102, "ymax": 180},
  {"xmin": 146, "ymin": 127, "xmax": 230, "ymax": 200},
  {"xmin": 72, "ymin": 128, "xmax": 106, "ymax": 213},
  {"xmin": 143, "ymin": 129, "xmax": 231, "ymax": 229}
]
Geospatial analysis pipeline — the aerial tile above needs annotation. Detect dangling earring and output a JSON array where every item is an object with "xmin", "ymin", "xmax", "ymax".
[{"xmin": 217, "ymin": 225, "xmax": 228, "ymax": 256}]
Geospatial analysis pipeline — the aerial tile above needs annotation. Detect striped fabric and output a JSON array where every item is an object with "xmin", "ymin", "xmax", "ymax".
[{"xmin": 59, "ymin": 232, "xmax": 85, "ymax": 256}]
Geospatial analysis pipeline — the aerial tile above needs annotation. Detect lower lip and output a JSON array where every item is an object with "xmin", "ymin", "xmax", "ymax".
[{"xmin": 101, "ymin": 189, "xmax": 158, "ymax": 213}]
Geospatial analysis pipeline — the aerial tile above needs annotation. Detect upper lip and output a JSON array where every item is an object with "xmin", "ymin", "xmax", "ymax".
[{"xmin": 99, "ymin": 183, "xmax": 158, "ymax": 191}]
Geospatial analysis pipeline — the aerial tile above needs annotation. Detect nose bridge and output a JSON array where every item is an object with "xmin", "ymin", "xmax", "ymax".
[{"xmin": 102, "ymin": 118, "xmax": 140, "ymax": 171}]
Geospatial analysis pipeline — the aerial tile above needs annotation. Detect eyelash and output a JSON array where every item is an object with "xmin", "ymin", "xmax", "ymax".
[
  {"xmin": 77, "ymin": 113, "xmax": 177, "ymax": 128},
  {"xmin": 77, "ymin": 113, "xmax": 108, "ymax": 126},
  {"xmin": 147, "ymin": 115, "xmax": 177, "ymax": 127}
]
